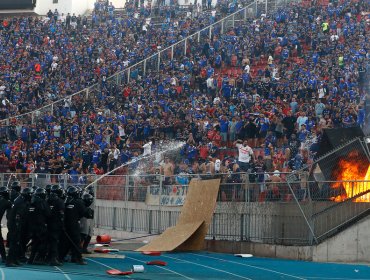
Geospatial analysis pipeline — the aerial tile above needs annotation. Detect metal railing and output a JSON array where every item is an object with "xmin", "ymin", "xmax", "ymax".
[
  {"xmin": 91, "ymin": 172, "xmax": 370, "ymax": 245},
  {"xmin": 286, "ymin": 137, "xmax": 370, "ymax": 244},
  {"xmin": 2, "ymin": 169, "xmax": 370, "ymax": 245}
]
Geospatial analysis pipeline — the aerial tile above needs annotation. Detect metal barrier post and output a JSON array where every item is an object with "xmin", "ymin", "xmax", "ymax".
[
  {"xmin": 125, "ymin": 175, "xmax": 130, "ymax": 231},
  {"xmin": 197, "ymin": 31, "xmax": 200, "ymax": 43},
  {"xmin": 209, "ymin": 26, "xmax": 212, "ymax": 39},
  {"xmin": 95, "ymin": 206, "xmax": 100, "ymax": 228},
  {"xmin": 127, "ymin": 68, "xmax": 131, "ymax": 83},
  {"xmin": 171, "ymin": 45, "xmax": 174, "ymax": 60},
  {"xmin": 112, "ymin": 207, "xmax": 117, "ymax": 230},
  {"xmin": 212, "ymin": 213, "xmax": 216, "ymax": 240},
  {"xmin": 168, "ymin": 211, "xmax": 172, "ymax": 227},
  {"xmin": 130, "ymin": 208, "xmax": 134, "ymax": 232},
  {"xmin": 352, "ymin": 181, "xmax": 355, "ymax": 198},
  {"xmin": 240, "ymin": 214, "xmax": 244, "ymax": 241},
  {"xmin": 85, "ymin": 88, "xmax": 89, "ymax": 100},
  {"xmin": 143, "ymin": 59, "xmax": 147, "ymax": 76},
  {"xmin": 221, "ymin": 20, "xmax": 224, "ymax": 34},
  {"xmin": 232, "ymin": 14, "xmax": 235, "ymax": 28},
  {"xmin": 184, "ymin": 39, "xmax": 187, "ymax": 55},
  {"xmin": 31, "ymin": 173, "xmax": 35, "ymax": 187},
  {"xmin": 255, "ymin": 0, "xmax": 258, "ymax": 16},
  {"xmin": 157, "ymin": 52, "xmax": 161, "ymax": 71},
  {"xmin": 63, "ymin": 173, "xmax": 68, "ymax": 188},
  {"xmin": 125, "ymin": 175, "xmax": 129, "ymax": 202},
  {"xmin": 148, "ymin": 210, "xmax": 153, "ymax": 234},
  {"xmin": 286, "ymin": 178, "xmax": 318, "ymax": 245},
  {"xmin": 158, "ymin": 175, "xmax": 163, "ymax": 233},
  {"xmin": 265, "ymin": 0, "xmax": 268, "ymax": 14}
]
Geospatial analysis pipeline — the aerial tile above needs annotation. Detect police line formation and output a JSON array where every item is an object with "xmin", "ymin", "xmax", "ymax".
[{"xmin": 0, "ymin": 181, "xmax": 94, "ymax": 267}]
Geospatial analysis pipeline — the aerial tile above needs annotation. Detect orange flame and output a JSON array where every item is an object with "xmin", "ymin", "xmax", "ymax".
[{"xmin": 331, "ymin": 151, "xmax": 370, "ymax": 202}]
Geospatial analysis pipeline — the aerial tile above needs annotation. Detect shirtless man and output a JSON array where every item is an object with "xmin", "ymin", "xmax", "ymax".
[
  {"xmin": 162, "ymin": 157, "xmax": 174, "ymax": 185},
  {"xmin": 266, "ymin": 170, "xmax": 283, "ymax": 201},
  {"xmin": 200, "ymin": 157, "xmax": 215, "ymax": 178}
]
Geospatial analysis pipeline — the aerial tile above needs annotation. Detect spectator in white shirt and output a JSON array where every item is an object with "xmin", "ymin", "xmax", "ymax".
[
  {"xmin": 142, "ymin": 140, "xmax": 153, "ymax": 157},
  {"xmin": 234, "ymin": 139, "xmax": 255, "ymax": 172}
]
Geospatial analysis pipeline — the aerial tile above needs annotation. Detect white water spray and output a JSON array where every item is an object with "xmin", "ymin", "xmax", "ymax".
[{"xmin": 85, "ymin": 140, "xmax": 185, "ymax": 189}]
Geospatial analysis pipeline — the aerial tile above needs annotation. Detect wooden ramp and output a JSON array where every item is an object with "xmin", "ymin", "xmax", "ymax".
[{"xmin": 137, "ymin": 178, "xmax": 221, "ymax": 252}]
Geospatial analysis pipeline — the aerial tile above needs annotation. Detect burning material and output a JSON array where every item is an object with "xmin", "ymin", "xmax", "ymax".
[{"xmin": 331, "ymin": 151, "xmax": 370, "ymax": 202}]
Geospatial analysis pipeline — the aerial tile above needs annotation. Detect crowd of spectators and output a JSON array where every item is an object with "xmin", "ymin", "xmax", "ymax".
[
  {"xmin": 0, "ymin": 0, "xmax": 368, "ymax": 192},
  {"xmin": 0, "ymin": 0, "xmax": 229, "ymax": 119}
]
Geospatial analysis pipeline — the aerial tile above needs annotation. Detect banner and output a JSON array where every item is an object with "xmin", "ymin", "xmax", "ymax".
[{"xmin": 145, "ymin": 185, "xmax": 188, "ymax": 206}]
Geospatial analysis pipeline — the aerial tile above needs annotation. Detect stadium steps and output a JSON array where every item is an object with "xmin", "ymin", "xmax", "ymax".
[
  {"xmin": 311, "ymin": 189, "xmax": 370, "ymax": 243},
  {"xmin": 315, "ymin": 207, "xmax": 370, "ymax": 244}
]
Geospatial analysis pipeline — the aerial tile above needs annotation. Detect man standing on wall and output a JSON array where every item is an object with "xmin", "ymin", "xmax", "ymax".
[{"xmin": 234, "ymin": 139, "xmax": 255, "ymax": 172}]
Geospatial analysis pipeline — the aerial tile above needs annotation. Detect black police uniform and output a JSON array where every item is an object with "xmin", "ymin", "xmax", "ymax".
[
  {"xmin": 60, "ymin": 189, "xmax": 92, "ymax": 264},
  {"xmin": 0, "ymin": 189, "xmax": 11, "ymax": 262},
  {"xmin": 47, "ymin": 192, "xmax": 65, "ymax": 265},
  {"xmin": 80, "ymin": 193, "xmax": 94, "ymax": 254},
  {"xmin": 27, "ymin": 192, "xmax": 51, "ymax": 264},
  {"xmin": 6, "ymin": 190, "xmax": 32, "ymax": 266},
  {"xmin": 9, "ymin": 181, "xmax": 21, "ymax": 203},
  {"xmin": 9, "ymin": 189, "xmax": 20, "ymax": 203},
  {"xmin": 6, "ymin": 184, "xmax": 20, "ymax": 250}
]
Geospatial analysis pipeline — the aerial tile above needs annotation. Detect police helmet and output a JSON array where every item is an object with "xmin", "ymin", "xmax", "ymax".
[
  {"xmin": 75, "ymin": 186, "xmax": 83, "ymax": 198},
  {"xmin": 35, "ymin": 188, "xmax": 47, "ymax": 200},
  {"xmin": 66, "ymin": 186, "xmax": 79, "ymax": 198},
  {"xmin": 10, "ymin": 181, "xmax": 21, "ymax": 192},
  {"xmin": 45, "ymin": 185, "xmax": 52, "ymax": 195},
  {"xmin": 85, "ymin": 185, "xmax": 95, "ymax": 197},
  {"xmin": 0, "ymin": 187, "xmax": 9, "ymax": 200},
  {"xmin": 82, "ymin": 193, "xmax": 94, "ymax": 207},
  {"xmin": 21, "ymin": 187, "xmax": 34, "ymax": 201},
  {"xmin": 50, "ymin": 184, "xmax": 64, "ymax": 198}
]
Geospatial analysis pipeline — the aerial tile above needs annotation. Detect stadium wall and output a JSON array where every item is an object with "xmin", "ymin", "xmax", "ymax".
[
  {"xmin": 204, "ymin": 214, "xmax": 370, "ymax": 263},
  {"xmin": 94, "ymin": 200, "xmax": 370, "ymax": 263}
]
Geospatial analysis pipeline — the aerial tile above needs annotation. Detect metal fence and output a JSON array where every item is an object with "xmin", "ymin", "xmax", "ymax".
[
  {"xmin": 92, "ymin": 170, "xmax": 370, "ymax": 245},
  {"xmin": 2, "ymin": 164, "xmax": 370, "ymax": 245},
  {"xmin": 93, "ymin": 172, "xmax": 312, "ymax": 244},
  {"xmin": 286, "ymin": 138, "xmax": 370, "ymax": 244}
]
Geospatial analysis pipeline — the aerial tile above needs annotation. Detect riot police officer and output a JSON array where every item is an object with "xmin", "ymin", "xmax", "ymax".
[
  {"xmin": 27, "ymin": 188, "xmax": 51, "ymax": 265},
  {"xmin": 0, "ymin": 187, "xmax": 11, "ymax": 262},
  {"xmin": 80, "ymin": 193, "xmax": 94, "ymax": 254},
  {"xmin": 7, "ymin": 181, "xmax": 22, "ymax": 251},
  {"xmin": 60, "ymin": 186, "xmax": 92, "ymax": 265},
  {"xmin": 9, "ymin": 181, "xmax": 21, "ymax": 203},
  {"xmin": 6, "ymin": 187, "xmax": 34, "ymax": 267},
  {"xmin": 85, "ymin": 185, "xmax": 94, "ymax": 197},
  {"xmin": 47, "ymin": 185, "xmax": 65, "ymax": 266},
  {"xmin": 45, "ymin": 185, "xmax": 52, "ymax": 198}
]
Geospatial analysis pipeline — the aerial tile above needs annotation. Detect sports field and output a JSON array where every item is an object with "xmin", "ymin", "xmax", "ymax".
[{"xmin": 1, "ymin": 251, "xmax": 369, "ymax": 280}]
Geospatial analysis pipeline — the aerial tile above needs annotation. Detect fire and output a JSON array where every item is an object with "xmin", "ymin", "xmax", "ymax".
[{"xmin": 331, "ymin": 151, "xmax": 370, "ymax": 202}]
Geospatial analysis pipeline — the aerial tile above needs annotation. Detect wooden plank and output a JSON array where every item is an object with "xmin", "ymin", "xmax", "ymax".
[
  {"xmin": 137, "ymin": 178, "xmax": 221, "ymax": 252},
  {"xmin": 137, "ymin": 221, "xmax": 203, "ymax": 252}
]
